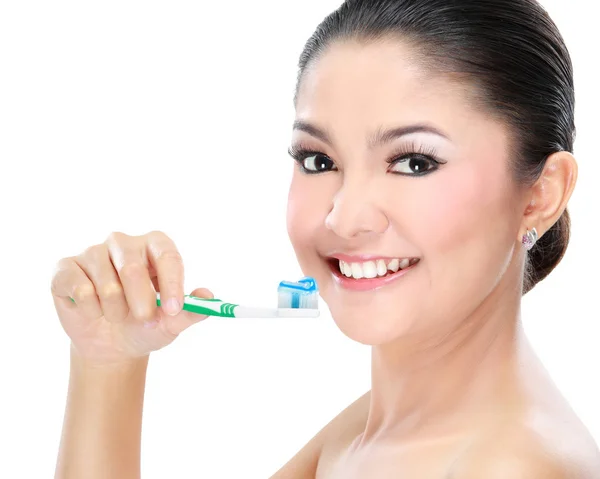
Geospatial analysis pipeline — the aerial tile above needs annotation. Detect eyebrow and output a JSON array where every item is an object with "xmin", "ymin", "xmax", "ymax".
[{"xmin": 292, "ymin": 120, "xmax": 451, "ymax": 148}]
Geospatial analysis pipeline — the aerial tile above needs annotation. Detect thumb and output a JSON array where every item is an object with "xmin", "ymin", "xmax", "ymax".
[{"xmin": 162, "ymin": 287, "xmax": 215, "ymax": 336}]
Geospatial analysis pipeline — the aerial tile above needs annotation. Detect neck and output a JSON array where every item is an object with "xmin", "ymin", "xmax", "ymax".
[{"xmin": 361, "ymin": 279, "xmax": 534, "ymax": 445}]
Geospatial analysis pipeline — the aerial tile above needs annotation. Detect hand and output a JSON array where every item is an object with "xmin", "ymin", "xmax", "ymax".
[{"xmin": 51, "ymin": 230, "xmax": 212, "ymax": 364}]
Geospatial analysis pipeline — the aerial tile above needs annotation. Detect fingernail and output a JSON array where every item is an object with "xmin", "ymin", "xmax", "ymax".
[{"xmin": 164, "ymin": 298, "xmax": 181, "ymax": 316}]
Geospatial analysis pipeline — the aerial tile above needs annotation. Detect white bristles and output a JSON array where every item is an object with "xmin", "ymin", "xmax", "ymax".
[
  {"xmin": 277, "ymin": 290, "xmax": 319, "ymax": 310},
  {"xmin": 299, "ymin": 293, "xmax": 319, "ymax": 309},
  {"xmin": 276, "ymin": 277, "xmax": 319, "ymax": 316},
  {"xmin": 278, "ymin": 291, "xmax": 294, "ymax": 309}
]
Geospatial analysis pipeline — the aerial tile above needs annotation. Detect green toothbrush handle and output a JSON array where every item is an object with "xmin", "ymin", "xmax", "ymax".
[
  {"xmin": 156, "ymin": 294, "xmax": 238, "ymax": 318},
  {"xmin": 69, "ymin": 295, "xmax": 238, "ymax": 318}
]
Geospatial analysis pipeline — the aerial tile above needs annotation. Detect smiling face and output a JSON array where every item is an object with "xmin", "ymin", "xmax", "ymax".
[{"xmin": 286, "ymin": 39, "xmax": 527, "ymax": 346}]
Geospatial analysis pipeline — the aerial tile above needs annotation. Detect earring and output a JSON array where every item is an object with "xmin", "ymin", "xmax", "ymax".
[{"xmin": 522, "ymin": 227, "xmax": 538, "ymax": 251}]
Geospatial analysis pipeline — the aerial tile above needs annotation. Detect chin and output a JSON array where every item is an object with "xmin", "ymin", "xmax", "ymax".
[{"xmin": 325, "ymin": 299, "xmax": 420, "ymax": 346}]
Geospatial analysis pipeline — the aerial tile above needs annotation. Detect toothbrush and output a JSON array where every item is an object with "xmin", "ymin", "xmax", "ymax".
[
  {"xmin": 156, "ymin": 276, "xmax": 320, "ymax": 318},
  {"xmin": 69, "ymin": 277, "xmax": 320, "ymax": 318}
]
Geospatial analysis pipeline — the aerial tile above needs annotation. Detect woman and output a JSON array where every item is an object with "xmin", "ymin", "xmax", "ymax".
[{"xmin": 52, "ymin": 0, "xmax": 600, "ymax": 477}]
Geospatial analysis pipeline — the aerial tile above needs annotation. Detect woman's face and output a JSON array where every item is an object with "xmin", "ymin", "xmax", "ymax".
[{"xmin": 287, "ymin": 40, "xmax": 526, "ymax": 345}]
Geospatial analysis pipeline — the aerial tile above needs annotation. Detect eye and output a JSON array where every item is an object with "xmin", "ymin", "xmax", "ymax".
[
  {"xmin": 388, "ymin": 154, "xmax": 440, "ymax": 176},
  {"xmin": 288, "ymin": 146, "xmax": 338, "ymax": 174},
  {"xmin": 302, "ymin": 154, "xmax": 336, "ymax": 173}
]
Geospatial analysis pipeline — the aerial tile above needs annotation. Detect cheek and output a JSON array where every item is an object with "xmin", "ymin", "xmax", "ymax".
[
  {"xmin": 429, "ymin": 172, "xmax": 488, "ymax": 249},
  {"xmin": 286, "ymin": 173, "xmax": 332, "ymax": 254},
  {"xmin": 402, "ymin": 163, "xmax": 516, "ymax": 313},
  {"xmin": 400, "ymin": 165, "xmax": 510, "ymax": 256}
]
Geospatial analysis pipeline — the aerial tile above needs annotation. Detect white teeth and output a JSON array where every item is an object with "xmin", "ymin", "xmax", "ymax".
[
  {"xmin": 362, "ymin": 261, "xmax": 378, "ymax": 278},
  {"xmin": 387, "ymin": 258, "xmax": 400, "ymax": 272},
  {"xmin": 344, "ymin": 262, "xmax": 352, "ymax": 277},
  {"xmin": 337, "ymin": 257, "xmax": 418, "ymax": 279},
  {"xmin": 350, "ymin": 263, "xmax": 364, "ymax": 279},
  {"xmin": 338, "ymin": 260, "xmax": 351, "ymax": 277}
]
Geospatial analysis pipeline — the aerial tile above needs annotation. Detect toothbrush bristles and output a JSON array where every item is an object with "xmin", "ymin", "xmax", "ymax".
[{"xmin": 277, "ymin": 277, "xmax": 319, "ymax": 310}]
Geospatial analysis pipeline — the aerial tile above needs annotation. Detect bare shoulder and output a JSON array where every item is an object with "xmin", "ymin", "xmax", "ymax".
[
  {"xmin": 269, "ymin": 391, "xmax": 370, "ymax": 479},
  {"xmin": 450, "ymin": 417, "xmax": 600, "ymax": 479}
]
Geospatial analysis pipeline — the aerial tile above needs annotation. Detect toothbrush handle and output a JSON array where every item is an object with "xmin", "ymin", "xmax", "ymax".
[
  {"xmin": 156, "ymin": 294, "xmax": 238, "ymax": 318},
  {"xmin": 156, "ymin": 294, "xmax": 320, "ymax": 318},
  {"xmin": 232, "ymin": 306, "xmax": 320, "ymax": 318}
]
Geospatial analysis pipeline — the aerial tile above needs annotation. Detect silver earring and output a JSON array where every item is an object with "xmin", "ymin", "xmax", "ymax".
[{"xmin": 522, "ymin": 227, "xmax": 538, "ymax": 251}]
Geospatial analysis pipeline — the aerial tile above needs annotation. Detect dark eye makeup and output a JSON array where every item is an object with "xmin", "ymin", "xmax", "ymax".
[{"xmin": 287, "ymin": 140, "xmax": 446, "ymax": 177}]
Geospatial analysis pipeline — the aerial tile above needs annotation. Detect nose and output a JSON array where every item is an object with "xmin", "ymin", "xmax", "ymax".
[{"xmin": 324, "ymin": 178, "xmax": 389, "ymax": 239}]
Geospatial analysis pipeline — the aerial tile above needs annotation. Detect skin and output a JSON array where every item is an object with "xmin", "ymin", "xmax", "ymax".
[
  {"xmin": 53, "ymin": 231, "xmax": 215, "ymax": 478},
  {"xmin": 277, "ymin": 39, "xmax": 600, "ymax": 477},
  {"xmin": 52, "ymin": 39, "xmax": 599, "ymax": 478}
]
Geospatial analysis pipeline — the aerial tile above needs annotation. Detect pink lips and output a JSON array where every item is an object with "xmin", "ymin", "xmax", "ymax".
[{"xmin": 329, "ymin": 256, "xmax": 420, "ymax": 291}]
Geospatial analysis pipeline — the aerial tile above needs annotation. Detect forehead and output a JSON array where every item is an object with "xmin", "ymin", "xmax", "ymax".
[{"xmin": 295, "ymin": 39, "xmax": 486, "ymax": 134}]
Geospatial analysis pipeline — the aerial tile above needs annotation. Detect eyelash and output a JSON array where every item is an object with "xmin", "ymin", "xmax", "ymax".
[{"xmin": 287, "ymin": 140, "xmax": 445, "ymax": 177}]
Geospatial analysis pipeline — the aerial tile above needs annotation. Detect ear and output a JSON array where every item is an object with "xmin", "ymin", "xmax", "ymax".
[{"xmin": 519, "ymin": 151, "xmax": 578, "ymax": 241}]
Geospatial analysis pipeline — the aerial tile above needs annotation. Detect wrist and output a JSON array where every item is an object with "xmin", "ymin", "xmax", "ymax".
[{"xmin": 69, "ymin": 344, "xmax": 149, "ymax": 374}]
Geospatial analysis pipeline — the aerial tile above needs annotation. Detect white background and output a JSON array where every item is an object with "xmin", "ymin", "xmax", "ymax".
[{"xmin": 0, "ymin": 1, "xmax": 598, "ymax": 477}]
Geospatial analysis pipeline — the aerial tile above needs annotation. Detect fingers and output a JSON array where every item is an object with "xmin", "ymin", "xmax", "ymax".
[
  {"xmin": 145, "ymin": 231, "xmax": 184, "ymax": 316},
  {"xmin": 162, "ymin": 287, "xmax": 214, "ymax": 336},
  {"xmin": 74, "ymin": 244, "xmax": 128, "ymax": 323},
  {"xmin": 51, "ymin": 257, "xmax": 103, "ymax": 320},
  {"xmin": 106, "ymin": 232, "xmax": 156, "ymax": 324},
  {"xmin": 190, "ymin": 287, "xmax": 214, "ymax": 299},
  {"xmin": 53, "ymin": 231, "xmax": 192, "ymax": 330}
]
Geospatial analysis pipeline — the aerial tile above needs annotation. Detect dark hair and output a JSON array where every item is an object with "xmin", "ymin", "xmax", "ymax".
[{"xmin": 294, "ymin": 0, "xmax": 574, "ymax": 295}]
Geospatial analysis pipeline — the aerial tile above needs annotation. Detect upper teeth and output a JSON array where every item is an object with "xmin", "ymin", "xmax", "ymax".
[{"xmin": 338, "ymin": 258, "xmax": 417, "ymax": 279}]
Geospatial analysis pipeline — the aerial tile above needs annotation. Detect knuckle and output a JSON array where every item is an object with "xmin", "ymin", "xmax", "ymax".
[
  {"xmin": 49, "ymin": 275, "xmax": 60, "ymax": 296},
  {"xmin": 147, "ymin": 229, "xmax": 169, "ymax": 240},
  {"xmin": 120, "ymin": 247, "xmax": 142, "ymax": 265},
  {"xmin": 106, "ymin": 234, "xmax": 144, "ymax": 270},
  {"xmin": 73, "ymin": 283, "xmax": 96, "ymax": 302},
  {"xmin": 106, "ymin": 231, "xmax": 140, "ymax": 254},
  {"xmin": 54, "ymin": 256, "xmax": 72, "ymax": 270},
  {"xmin": 52, "ymin": 257, "xmax": 73, "ymax": 276},
  {"xmin": 133, "ymin": 303, "xmax": 156, "ymax": 322},
  {"xmin": 98, "ymin": 282, "xmax": 123, "ymax": 301},
  {"xmin": 80, "ymin": 244, "xmax": 106, "ymax": 261},
  {"xmin": 119, "ymin": 262, "xmax": 146, "ymax": 279},
  {"xmin": 105, "ymin": 231, "xmax": 128, "ymax": 244},
  {"xmin": 50, "ymin": 258, "xmax": 70, "ymax": 291},
  {"xmin": 50, "ymin": 276, "xmax": 62, "ymax": 296}
]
